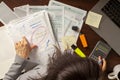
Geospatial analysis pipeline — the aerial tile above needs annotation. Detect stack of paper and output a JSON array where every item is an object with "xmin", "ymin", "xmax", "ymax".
[
  {"xmin": 13, "ymin": 0, "xmax": 87, "ymax": 50},
  {"xmin": 0, "ymin": 0, "xmax": 87, "ymax": 78},
  {"xmin": 7, "ymin": 11, "xmax": 58, "ymax": 63}
]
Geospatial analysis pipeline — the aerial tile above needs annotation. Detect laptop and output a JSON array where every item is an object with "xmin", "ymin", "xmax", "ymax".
[{"xmin": 90, "ymin": 0, "xmax": 120, "ymax": 56}]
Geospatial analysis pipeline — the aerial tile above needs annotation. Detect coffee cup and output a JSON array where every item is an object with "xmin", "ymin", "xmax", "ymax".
[{"xmin": 108, "ymin": 64, "xmax": 120, "ymax": 80}]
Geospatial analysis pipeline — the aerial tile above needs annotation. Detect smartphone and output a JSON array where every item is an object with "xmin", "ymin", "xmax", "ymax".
[{"xmin": 89, "ymin": 41, "xmax": 111, "ymax": 61}]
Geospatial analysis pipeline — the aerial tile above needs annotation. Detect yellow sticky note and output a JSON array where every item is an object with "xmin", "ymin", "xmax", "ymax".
[{"xmin": 85, "ymin": 11, "xmax": 102, "ymax": 28}]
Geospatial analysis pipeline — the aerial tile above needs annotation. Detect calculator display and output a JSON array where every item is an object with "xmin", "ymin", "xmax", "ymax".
[
  {"xmin": 98, "ymin": 45, "xmax": 109, "ymax": 53},
  {"xmin": 94, "ymin": 49, "xmax": 106, "ymax": 58}
]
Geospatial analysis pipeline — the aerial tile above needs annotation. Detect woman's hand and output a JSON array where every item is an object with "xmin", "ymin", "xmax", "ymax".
[
  {"xmin": 98, "ymin": 56, "xmax": 106, "ymax": 72},
  {"xmin": 15, "ymin": 37, "xmax": 37, "ymax": 59}
]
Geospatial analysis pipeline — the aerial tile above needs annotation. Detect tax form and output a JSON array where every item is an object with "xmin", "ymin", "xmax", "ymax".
[
  {"xmin": 49, "ymin": 0, "xmax": 86, "ymax": 21},
  {"xmin": 7, "ymin": 11, "xmax": 57, "ymax": 63},
  {"xmin": 49, "ymin": 0, "xmax": 87, "ymax": 35},
  {"xmin": 28, "ymin": 6, "xmax": 64, "ymax": 43},
  {"xmin": 49, "ymin": 0, "xmax": 87, "ymax": 51}
]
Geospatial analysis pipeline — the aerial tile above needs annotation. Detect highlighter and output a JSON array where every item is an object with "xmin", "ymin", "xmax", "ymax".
[
  {"xmin": 80, "ymin": 34, "xmax": 88, "ymax": 48},
  {"xmin": 71, "ymin": 44, "xmax": 86, "ymax": 58}
]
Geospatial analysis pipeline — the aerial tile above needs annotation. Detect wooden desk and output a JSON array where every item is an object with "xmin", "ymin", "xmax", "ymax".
[{"xmin": 0, "ymin": 0, "xmax": 120, "ymax": 80}]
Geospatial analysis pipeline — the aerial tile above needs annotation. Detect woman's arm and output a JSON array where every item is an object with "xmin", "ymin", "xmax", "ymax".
[
  {"xmin": 3, "ymin": 55, "xmax": 27, "ymax": 80},
  {"xmin": 3, "ymin": 55, "xmax": 39, "ymax": 80},
  {"xmin": 3, "ymin": 37, "xmax": 37, "ymax": 80}
]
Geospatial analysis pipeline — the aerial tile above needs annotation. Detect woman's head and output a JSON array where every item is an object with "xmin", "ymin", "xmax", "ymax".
[{"xmin": 46, "ymin": 52, "xmax": 100, "ymax": 80}]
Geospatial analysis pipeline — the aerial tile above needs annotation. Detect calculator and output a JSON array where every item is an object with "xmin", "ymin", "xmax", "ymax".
[{"xmin": 89, "ymin": 41, "xmax": 111, "ymax": 61}]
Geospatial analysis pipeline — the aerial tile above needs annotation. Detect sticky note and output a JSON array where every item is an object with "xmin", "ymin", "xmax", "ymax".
[
  {"xmin": 62, "ymin": 36, "xmax": 76, "ymax": 50},
  {"xmin": 85, "ymin": 11, "xmax": 102, "ymax": 28}
]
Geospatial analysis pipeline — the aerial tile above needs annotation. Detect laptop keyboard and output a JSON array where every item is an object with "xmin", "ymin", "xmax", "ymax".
[{"xmin": 101, "ymin": 0, "xmax": 120, "ymax": 28}]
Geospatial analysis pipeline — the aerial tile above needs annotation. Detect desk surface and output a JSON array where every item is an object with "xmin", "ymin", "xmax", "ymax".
[{"xmin": 0, "ymin": 0, "xmax": 120, "ymax": 80}]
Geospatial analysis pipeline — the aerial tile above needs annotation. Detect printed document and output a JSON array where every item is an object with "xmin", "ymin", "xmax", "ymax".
[
  {"xmin": 28, "ymin": 6, "xmax": 64, "ymax": 43},
  {"xmin": 49, "ymin": 0, "xmax": 87, "ymax": 21},
  {"xmin": 49, "ymin": 0, "xmax": 86, "ymax": 36},
  {"xmin": 7, "ymin": 11, "xmax": 57, "ymax": 63}
]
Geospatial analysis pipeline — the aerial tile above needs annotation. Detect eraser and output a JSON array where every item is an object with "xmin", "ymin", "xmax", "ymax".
[
  {"xmin": 80, "ymin": 34, "xmax": 88, "ymax": 48},
  {"xmin": 72, "ymin": 26, "xmax": 79, "ymax": 31}
]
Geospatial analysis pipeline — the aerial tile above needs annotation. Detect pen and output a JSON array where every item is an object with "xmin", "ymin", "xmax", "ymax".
[
  {"xmin": 71, "ymin": 44, "xmax": 86, "ymax": 58},
  {"xmin": 98, "ymin": 59, "xmax": 102, "ymax": 65}
]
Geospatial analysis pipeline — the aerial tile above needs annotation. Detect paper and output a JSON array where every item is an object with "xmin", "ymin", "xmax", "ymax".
[
  {"xmin": 62, "ymin": 36, "xmax": 76, "ymax": 50},
  {"xmin": 7, "ymin": 11, "xmax": 57, "ymax": 63},
  {"xmin": 28, "ymin": 6, "xmax": 64, "ymax": 43},
  {"xmin": 65, "ymin": 19, "xmax": 83, "ymax": 39},
  {"xmin": 16, "ymin": 4, "xmax": 29, "ymax": 11},
  {"xmin": 61, "ymin": 19, "xmax": 83, "ymax": 51},
  {"xmin": 0, "ymin": 2, "xmax": 18, "ymax": 24},
  {"xmin": 14, "ymin": 7, "xmax": 27, "ymax": 17},
  {"xmin": 49, "ymin": 0, "xmax": 86, "ymax": 36},
  {"xmin": 0, "ymin": 27, "xmax": 15, "ymax": 79},
  {"xmin": 12, "ymin": 2, "xmax": 86, "ymax": 51},
  {"xmin": 85, "ymin": 11, "xmax": 102, "ymax": 28},
  {"xmin": 49, "ymin": 0, "xmax": 87, "ymax": 21},
  {"xmin": 49, "ymin": 0, "xmax": 87, "ymax": 51},
  {"xmin": 13, "ymin": 4, "xmax": 29, "ymax": 17},
  {"xmin": 0, "ymin": 1, "xmax": 88, "ymax": 78}
]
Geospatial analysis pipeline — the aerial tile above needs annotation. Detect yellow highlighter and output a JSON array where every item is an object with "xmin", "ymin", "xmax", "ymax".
[{"xmin": 71, "ymin": 44, "xmax": 86, "ymax": 58}]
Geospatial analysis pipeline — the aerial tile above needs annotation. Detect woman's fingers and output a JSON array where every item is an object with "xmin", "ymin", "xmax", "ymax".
[
  {"xmin": 98, "ymin": 56, "xmax": 106, "ymax": 72},
  {"xmin": 30, "ymin": 45, "xmax": 37, "ymax": 51},
  {"xmin": 14, "ymin": 36, "xmax": 37, "ymax": 58},
  {"xmin": 101, "ymin": 58, "xmax": 106, "ymax": 72}
]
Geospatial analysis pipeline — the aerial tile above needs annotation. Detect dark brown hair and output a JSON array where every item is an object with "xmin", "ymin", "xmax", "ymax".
[{"xmin": 45, "ymin": 51, "xmax": 100, "ymax": 80}]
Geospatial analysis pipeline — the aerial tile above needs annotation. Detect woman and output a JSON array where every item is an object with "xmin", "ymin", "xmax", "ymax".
[{"xmin": 3, "ymin": 37, "xmax": 106, "ymax": 80}]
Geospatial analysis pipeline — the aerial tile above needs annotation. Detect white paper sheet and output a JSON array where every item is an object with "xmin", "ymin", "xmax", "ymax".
[
  {"xmin": 15, "ymin": 4, "xmax": 29, "ymax": 12},
  {"xmin": 28, "ymin": 6, "xmax": 64, "ymax": 43},
  {"xmin": 0, "ymin": 2, "xmax": 18, "ymax": 24},
  {"xmin": 49, "ymin": 0, "xmax": 87, "ymax": 51},
  {"xmin": 49, "ymin": 0, "xmax": 86, "ymax": 35},
  {"xmin": 49, "ymin": 0, "xmax": 87, "ymax": 21},
  {"xmin": 14, "ymin": 7, "xmax": 27, "ymax": 17},
  {"xmin": 0, "ymin": 27, "xmax": 16, "ymax": 79},
  {"xmin": 7, "ymin": 11, "xmax": 57, "ymax": 63}
]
